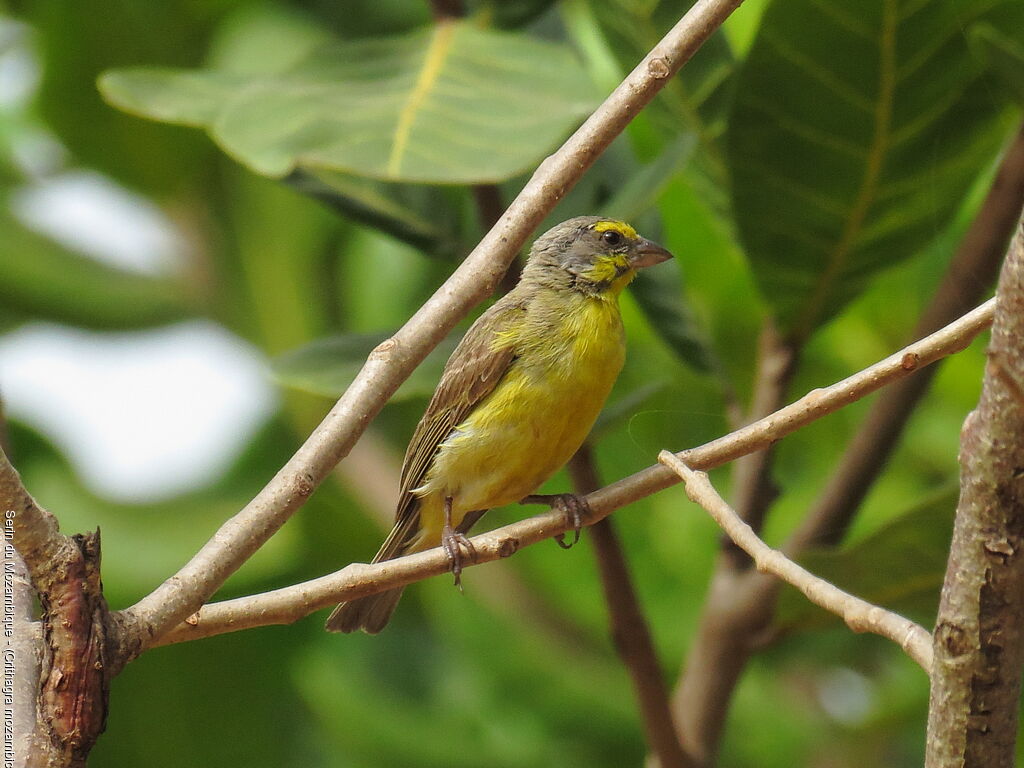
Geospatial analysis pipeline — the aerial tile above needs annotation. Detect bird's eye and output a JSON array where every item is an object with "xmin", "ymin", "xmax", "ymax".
[{"xmin": 601, "ymin": 230, "xmax": 623, "ymax": 246}]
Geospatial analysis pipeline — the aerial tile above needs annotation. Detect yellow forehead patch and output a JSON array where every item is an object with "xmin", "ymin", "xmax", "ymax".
[{"xmin": 593, "ymin": 220, "xmax": 638, "ymax": 240}]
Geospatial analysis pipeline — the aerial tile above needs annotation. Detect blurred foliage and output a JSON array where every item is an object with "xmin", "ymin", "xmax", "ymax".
[{"xmin": 2, "ymin": 0, "xmax": 1022, "ymax": 766}]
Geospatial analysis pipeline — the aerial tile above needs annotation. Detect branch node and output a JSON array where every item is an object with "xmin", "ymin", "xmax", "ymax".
[
  {"xmin": 369, "ymin": 337, "xmax": 399, "ymax": 361},
  {"xmin": 497, "ymin": 537, "xmax": 519, "ymax": 558},
  {"xmin": 901, "ymin": 352, "xmax": 921, "ymax": 370}
]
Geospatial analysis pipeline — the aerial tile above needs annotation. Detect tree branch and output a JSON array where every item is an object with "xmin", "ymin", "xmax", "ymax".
[
  {"xmin": 788, "ymin": 122, "xmax": 1024, "ymax": 552},
  {"xmin": 567, "ymin": 447, "xmax": 692, "ymax": 768},
  {"xmin": 5, "ymin": 541, "xmax": 42, "ymax": 768},
  {"xmin": 926, "ymin": 217, "xmax": 1024, "ymax": 767},
  {"xmin": 658, "ymin": 454, "xmax": 933, "ymax": 671},
  {"xmin": 1, "ymin": 448, "xmax": 76, "ymax": 599},
  {"xmin": 117, "ymin": 0, "xmax": 750, "ymax": 654},
  {"xmin": 726, "ymin": 321, "xmax": 799, "ymax": 559},
  {"xmin": 668, "ymin": 128, "xmax": 1024, "ymax": 765},
  {"xmin": 149, "ymin": 299, "xmax": 994, "ymax": 646},
  {"xmin": 2, "ymin": 449, "xmax": 124, "ymax": 766}
]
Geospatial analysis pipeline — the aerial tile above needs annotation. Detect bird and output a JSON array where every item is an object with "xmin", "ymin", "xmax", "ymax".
[{"xmin": 326, "ymin": 216, "xmax": 673, "ymax": 633}]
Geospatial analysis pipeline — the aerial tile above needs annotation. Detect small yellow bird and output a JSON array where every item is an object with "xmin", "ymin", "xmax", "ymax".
[{"xmin": 326, "ymin": 216, "xmax": 672, "ymax": 633}]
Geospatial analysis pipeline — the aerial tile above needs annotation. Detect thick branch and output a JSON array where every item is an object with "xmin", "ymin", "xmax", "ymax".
[
  {"xmin": 659, "ymin": 454, "xmax": 933, "ymax": 671},
  {"xmin": 1, "ymin": 448, "xmax": 77, "ymax": 594},
  {"xmin": 150, "ymin": 300, "xmax": 994, "ymax": 646},
  {"xmin": 119, "ymin": 0, "xmax": 749, "ymax": 653},
  {"xmin": 6, "ymin": 544, "xmax": 42, "ymax": 768},
  {"xmin": 789, "ymin": 123, "xmax": 1024, "ymax": 552},
  {"xmin": 926, "ymin": 219, "xmax": 1024, "ymax": 767},
  {"xmin": 568, "ymin": 447, "xmax": 691, "ymax": 768}
]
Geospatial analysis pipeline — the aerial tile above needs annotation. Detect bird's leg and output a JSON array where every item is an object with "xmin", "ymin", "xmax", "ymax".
[
  {"xmin": 520, "ymin": 493, "xmax": 591, "ymax": 549},
  {"xmin": 441, "ymin": 496, "xmax": 476, "ymax": 590}
]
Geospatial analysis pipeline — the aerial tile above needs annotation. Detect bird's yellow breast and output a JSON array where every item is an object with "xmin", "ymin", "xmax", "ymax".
[{"xmin": 413, "ymin": 290, "xmax": 625, "ymax": 543}]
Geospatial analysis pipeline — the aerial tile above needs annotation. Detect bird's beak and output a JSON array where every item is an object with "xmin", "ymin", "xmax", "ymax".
[{"xmin": 630, "ymin": 238, "xmax": 674, "ymax": 268}]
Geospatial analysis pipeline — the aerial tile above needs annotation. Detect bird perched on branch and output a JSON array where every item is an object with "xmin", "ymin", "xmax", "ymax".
[{"xmin": 326, "ymin": 216, "xmax": 673, "ymax": 633}]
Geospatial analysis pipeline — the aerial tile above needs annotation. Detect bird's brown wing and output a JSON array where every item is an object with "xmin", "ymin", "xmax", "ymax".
[{"xmin": 371, "ymin": 294, "xmax": 528, "ymax": 561}]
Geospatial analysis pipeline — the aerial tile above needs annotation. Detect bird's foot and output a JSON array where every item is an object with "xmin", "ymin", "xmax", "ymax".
[
  {"xmin": 520, "ymin": 493, "xmax": 590, "ymax": 549},
  {"xmin": 441, "ymin": 523, "xmax": 476, "ymax": 591}
]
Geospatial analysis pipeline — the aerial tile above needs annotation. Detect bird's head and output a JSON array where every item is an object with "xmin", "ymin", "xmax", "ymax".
[{"xmin": 524, "ymin": 216, "xmax": 673, "ymax": 296}]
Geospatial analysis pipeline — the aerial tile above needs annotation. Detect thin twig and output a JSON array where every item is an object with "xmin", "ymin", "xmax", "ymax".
[
  {"xmin": 789, "ymin": 122, "xmax": 1024, "ymax": 552},
  {"xmin": 568, "ymin": 447, "xmax": 692, "ymax": 768},
  {"xmin": 727, "ymin": 321, "xmax": 799, "ymax": 560},
  {"xmin": 151, "ymin": 300, "xmax": 994, "ymax": 646},
  {"xmin": 926, "ymin": 216, "xmax": 1024, "ymax": 767},
  {"xmin": 658, "ymin": 453, "xmax": 933, "ymax": 672}
]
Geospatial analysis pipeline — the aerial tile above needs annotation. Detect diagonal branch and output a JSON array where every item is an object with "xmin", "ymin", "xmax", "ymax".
[
  {"xmin": 658, "ymin": 454, "xmax": 933, "ymax": 671},
  {"xmin": 149, "ymin": 299, "xmax": 993, "ymax": 647},
  {"xmin": 725, "ymin": 320, "xmax": 799, "ymax": 564},
  {"xmin": 118, "ymin": 0, "xmax": 749, "ymax": 654}
]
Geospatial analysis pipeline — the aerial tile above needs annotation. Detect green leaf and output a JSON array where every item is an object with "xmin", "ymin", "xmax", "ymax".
[
  {"xmin": 288, "ymin": 169, "xmax": 462, "ymax": 256},
  {"xmin": 100, "ymin": 20, "xmax": 597, "ymax": 184},
  {"xmin": 272, "ymin": 332, "xmax": 460, "ymax": 400},
  {"xmin": 970, "ymin": 23, "xmax": 1024, "ymax": 105},
  {"xmin": 0, "ymin": 210, "xmax": 192, "ymax": 330},
  {"xmin": 602, "ymin": 135, "xmax": 696, "ymax": 223},
  {"xmin": 775, "ymin": 486, "xmax": 958, "ymax": 632},
  {"xmin": 631, "ymin": 260, "xmax": 713, "ymax": 372},
  {"xmin": 728, "ymin": 0, "xmax": 1023, "ymax": 340},
  {"xmin": 476, "ymin": 0, "xmax": 561, "ymax": 29},
  {"xmin": 98, "ymin": 68, "xmax": 247, "ymax": 127},
  {"xmin": 587, "ymin": 0, "xmax": 735, "ymax": 153}
]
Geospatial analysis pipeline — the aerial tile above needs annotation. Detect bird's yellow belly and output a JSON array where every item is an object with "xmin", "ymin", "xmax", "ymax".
[{"xmin": 413, "ymin": 298, "xmax": 625, "ymax": 544}]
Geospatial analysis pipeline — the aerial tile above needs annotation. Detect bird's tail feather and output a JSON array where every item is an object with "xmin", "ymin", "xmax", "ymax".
[
  {"xmin": 325, "ymin": 587, "xmax": 405, "ymax": 634},
  {"xmin": 325, "ymin": 509, "xmax": 421, "ymax": 634}
]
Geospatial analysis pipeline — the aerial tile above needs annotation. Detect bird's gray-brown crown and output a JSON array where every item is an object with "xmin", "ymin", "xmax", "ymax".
[{"xmin": 523, "ymin": 216, "xmax": 673, "ymax": 293}]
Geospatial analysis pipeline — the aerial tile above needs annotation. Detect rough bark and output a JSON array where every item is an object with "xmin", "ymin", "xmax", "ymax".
[{"xmin": 925, "ymin": 218, "xmax": 1024, "ymax": 767}]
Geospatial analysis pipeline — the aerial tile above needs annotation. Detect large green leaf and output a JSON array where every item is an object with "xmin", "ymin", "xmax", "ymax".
[
  {"xmin": 728, "ymin": 0, "xmax": 1023, "ymax": 340},
  {"xmin": 604, "ymin": 138, "xmax": 716, "ymax": 372},
  {"xmin": 775, "ymin": 486, "xmax": 958, "ymax": 632},
  {"xmin": 0, "ymin": 210, "xmax": 192, "ymax": 330},
  {"xmin": 585, "ymin": 0, "xmax": 735, "ymax": 152},
  {"xmin": 579, "ymin": 0, "xmax": 735, "ymax": 211},
  {"xmin": 288, "ymin": 169, "xmax": 462, "ymax": 256},
  {"xmin": 99, "ymin": 20, "xmax": 597, "ymax": 184},
  {"xmin": 970, "ymin": 23, "xmax": 1024, "ymax": 105},
  {"xmin": 271, "ymin": 332, "xmax": 460, "ymax": 400}
]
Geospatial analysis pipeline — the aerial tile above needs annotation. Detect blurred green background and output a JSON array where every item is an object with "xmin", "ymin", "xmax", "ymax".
[{"xmin": 2, "ymin": 0, "xmax": 1023, "ymax": 765}]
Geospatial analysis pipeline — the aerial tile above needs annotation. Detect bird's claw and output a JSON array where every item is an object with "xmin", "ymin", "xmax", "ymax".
[
  {"xmin": 521, "ymin": 493, "xmax": 590, "ymax": 549},
  {"xmin": 442, "ymin": 527, "xmax": 476, "ymax": 591}
]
